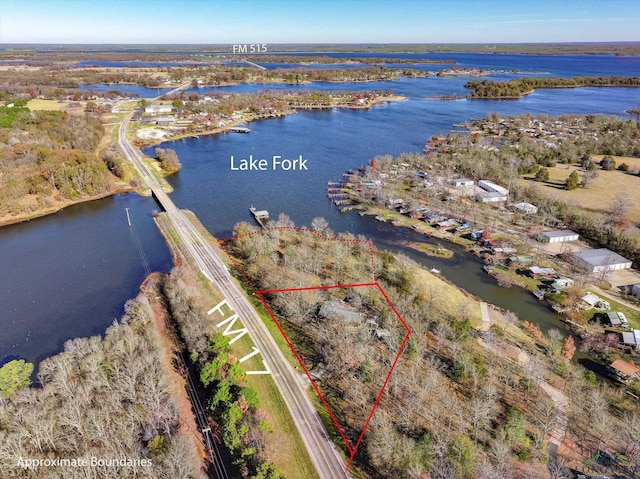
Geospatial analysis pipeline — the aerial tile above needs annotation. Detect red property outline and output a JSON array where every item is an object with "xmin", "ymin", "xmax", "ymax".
[{"xmin": 218, "ymin": 227, "xmax": 411, "ymax": 473}]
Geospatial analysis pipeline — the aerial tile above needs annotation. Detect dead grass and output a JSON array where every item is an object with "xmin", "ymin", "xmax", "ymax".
[
  {"xmin": 412, "ymin": 266, "xmax": 483, "ymax": 326},
  {"xmin": 521, "ymin": 162, "xmax": 640, "ymax": 222},
  {"xmin": 26, "ymin": 99, "xmax": 68, "ymax": 111}
]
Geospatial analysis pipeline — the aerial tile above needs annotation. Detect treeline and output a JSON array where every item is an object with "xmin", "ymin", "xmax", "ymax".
[
  {"xmin": 0, "ymin": 299, "xmax": 205, "ymax": 479},
  {"xmin": 0, "ymin": 68, "xmax": 165, "ymax": 88},
  {"xmin": 171, "ymin": 89, "xmax": 395, "ymax": 115},
  {"xmin": 162, "ymin": 267, "xmax": 281, "ymax": 478},
  {"xmin": 465, "ymin": 76, "xmax": 640, "ymax": 98},
  {"xmin": 241, "ymin": 55, "xmax": 455, "ymax": 65},
  {"xmin": 0, "ymin": 107, "xmax": 120, "ymax": 219},
  {"xmin": 225, "ymin": 219, "xmax": 567, "ymax": 478},
  {"xmin": 171, "ymin": 65, "xmax": 412, "ymax": 86}
]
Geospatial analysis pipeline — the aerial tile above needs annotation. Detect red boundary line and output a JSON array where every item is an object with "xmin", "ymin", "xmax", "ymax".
[{"xmin": 217, "ymin": 227, "xmax": 410, "ymax": 473}]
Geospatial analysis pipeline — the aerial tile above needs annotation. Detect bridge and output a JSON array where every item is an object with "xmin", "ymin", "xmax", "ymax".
[{"xmin": 117, "ymin": 95, "xmax": 348, "ymax": 478}]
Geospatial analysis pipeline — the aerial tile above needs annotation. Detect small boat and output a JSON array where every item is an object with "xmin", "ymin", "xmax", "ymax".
[
  {"xmin": 532, "ymin": 290, "xmax": 545, "ymax": 300},
  {"xmin": 375, "ymin": 216, "xmax": 386, "ymax": 222},
  {"xmin": 429, "ymin": 268, "xmax": 441, "ymax": 274}
]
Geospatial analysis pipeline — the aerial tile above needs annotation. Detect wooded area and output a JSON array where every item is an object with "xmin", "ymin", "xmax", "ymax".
[
  {"xmin": 223, "ymin": 219, "xmax": 616, "ymax": 479},
  {"xmin": 162, "ymin": 266, "xmax": 282, "ymax": 479},
  {"xmin": 0, "ymin": 299, "xmax": 205, "ymax": 479},
  {"xmin": 465, "ymin": 76, "xmax": 640, "ymax": 98},
  {"xmin": 0, "ymin": 103, "xmax": 124, "ymax": 221}
]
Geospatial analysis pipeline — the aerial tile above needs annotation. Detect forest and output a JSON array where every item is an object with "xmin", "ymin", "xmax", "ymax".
[
  {"xmin": 0, "ymin": 102, "xmax": 123, "ymax": 221},
  {"xmin": 217, "ymin": 217, "xmax": 640, "ymax": 479},
  {"xmin": 162, "ymin": 263, "xmax": 282, "ymax": 479},
  {"xmin": 465, "ymin": 76, "xmax": 640, "ymax": 98},
  {"xmin": 0, "ymin": 298, "xmax": 205, "ymax": 479}
]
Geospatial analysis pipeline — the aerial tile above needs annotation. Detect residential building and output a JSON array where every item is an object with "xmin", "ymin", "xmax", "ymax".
[
  {"xmin": 606, "ymin": 312, "xmax": 629, "ymax": 328},
  {"xmin": 451, "ymin": 178, "xmax": 474, "ymax": 187},
  {"xmin": 582, "ymin": 292, "xmax": 610, "ymax": 310},
  {"xmin": 529, "ymin": 266, "xmax": 557, "ymax": 279},
  {"xmin": 610, "ymin": 359, "xmax": 640, "ymax": 383},
  {"xmin": 512, "ymin": 202, "xmax": 538, "ymax": 214},
  {"xmin": 550, "ymin": 277, "xmax": 574, "ymax": 291},
  {"xmin": 621, "ymin": 329, "xmax": 640, "ymax": 349}
]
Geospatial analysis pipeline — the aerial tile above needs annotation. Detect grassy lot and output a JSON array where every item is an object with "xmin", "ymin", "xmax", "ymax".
[
  {"xmin": 521, "ymin": 162, "xmax": 640, "ymax": 222},
  {"xmin": 412, "ymin": 265, "xmax": 482, "ymax": 326},
  {"xmin": 26, "ymin": 99, "xmax": 68, "ymax": 111},
  {"xmin": 578, "ymin": 296, "xmax": 640, "ymax": 329}
]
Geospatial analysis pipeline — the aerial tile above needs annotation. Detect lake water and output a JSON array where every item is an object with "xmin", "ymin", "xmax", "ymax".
[{"xmin": 2, "ymin": 53, "xmax": 640, "ymax": 366}]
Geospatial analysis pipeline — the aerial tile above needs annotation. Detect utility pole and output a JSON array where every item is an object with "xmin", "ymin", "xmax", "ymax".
[{"xmin": 125, "ymin": 207, "xmax": 131, "ymax": 227}]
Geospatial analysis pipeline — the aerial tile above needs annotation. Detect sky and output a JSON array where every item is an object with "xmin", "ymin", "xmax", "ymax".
[{"xmin": 0, "ymin": 0, "xmax": 639, "ymax": 44}]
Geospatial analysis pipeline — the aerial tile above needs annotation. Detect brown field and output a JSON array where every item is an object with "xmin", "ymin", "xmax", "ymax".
[{"xmin": 521, "ymin": 161, "xmax": 640, "ymax": 223}]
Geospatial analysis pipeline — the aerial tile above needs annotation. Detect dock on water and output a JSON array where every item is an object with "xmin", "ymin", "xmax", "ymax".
[
  {"xmin": 249, "ymin": 206, "xmax": 269, "ymax": 227},
  {"xmin": 229, "ymin": 126, "xmax": 251, "ymax": 133}
]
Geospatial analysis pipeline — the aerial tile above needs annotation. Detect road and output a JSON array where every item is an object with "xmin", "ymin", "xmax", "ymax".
[{"xmin": 118, "ymin": 96, "xmax": 349, "ymax": 478}]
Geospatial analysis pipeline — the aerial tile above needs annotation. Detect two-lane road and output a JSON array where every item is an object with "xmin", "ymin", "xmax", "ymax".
[{"xmin": 118, "ymin": 104, "xmax": 349, "ymax": 478}]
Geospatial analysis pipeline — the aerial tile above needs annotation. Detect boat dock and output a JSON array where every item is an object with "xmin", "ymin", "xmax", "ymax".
[
  {"xmin": 249, "ymin": 206, "xmax": 269, "ymax": 228},
  {"xmin": 229, "ymin": 126, "xmax": 251, "ymax": 133}
]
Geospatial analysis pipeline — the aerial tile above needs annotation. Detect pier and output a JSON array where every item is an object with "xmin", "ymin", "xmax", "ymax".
[
  {"xmin": 249, "ymin": 206, "xmax": 269, "ymax": 228},
  {"xmin": 229, "ymin": 126, "xmax": 251, "ymax": 133}
]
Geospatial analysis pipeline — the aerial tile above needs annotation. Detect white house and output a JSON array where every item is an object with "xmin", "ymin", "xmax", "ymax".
[
  {"xmin": 451, "ymin": 178, "xmax": 474, "ymax": 187},
  {"xmin": 476, "ymin": 191, "xmax": 508, "ymax": 203},
  {"xmin": 539, "ymin": 230, "xmax": 579, "ymax": 243},
  {"xmin": 512, "ymin": 202, "xmax": 538, "ymax": 214},
  {"xmin": 145, "ymin": 104, "xmax": 173, "ymax": 114},
  {"xmin": 478, "ymin": 180, "xmax": 509, "ymax": 196},
  {"xmin": 582, "ymin": 292, "xmax": 610, "ymax": 309},
  {"xmin": 571, "ymin": 248, "xmax": 633, "ymax": 273}
]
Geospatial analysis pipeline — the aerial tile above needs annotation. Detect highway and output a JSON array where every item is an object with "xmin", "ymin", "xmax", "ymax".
[{"xmin": 118, "ymin": 99, "xmax": 349, "ymax": 478}]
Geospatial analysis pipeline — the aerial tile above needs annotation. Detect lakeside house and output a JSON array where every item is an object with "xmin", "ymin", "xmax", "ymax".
[
  {"xmin": 436, "ymin": 219, "xmax": 457, "ymax": 230},
  {"xmin": 538, "ymin": 229, "xmax": 579, "ymax": 243},
  {"xmin": 507, "ymin": 255, "xmax": 535, "ymax": 266},
  {"xmin": 606, "ymin": 312, "xmax": 629, "ymax": 328},
  {"xmin": 529, "ymin": 266, "xmax": 557, "ymax": 279},
  {"xmin": 582, "ymin": 292, "xmax": 610, "ymax": 310},
  {"xmin": 609, "ymin": 359, "xmax": 640, "ymax": 383},
  {"xmin": 550, "ymin": 277, "xmax": 574, "ymax": 291},
  {"xmin": 571, "ymin": 248, "xmax": 633, "ymax": 273},
  {"xmin": 621, "ymin": 329, "xmax": 640, "ymax": 350}
]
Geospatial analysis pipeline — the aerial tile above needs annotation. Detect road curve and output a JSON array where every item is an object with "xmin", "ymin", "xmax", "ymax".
[{"xmin": 117, "ymin": 102, "xmax": 349, "ymax": 478}]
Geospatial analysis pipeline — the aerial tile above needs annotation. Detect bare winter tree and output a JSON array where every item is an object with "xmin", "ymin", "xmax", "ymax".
[
  {"xmin": 310, "ymin": 216, "xmax": 329, "ymax": 233},
  {"xmin": 548, "ymin": 456, "xmax": 572, "ymax": 479}
]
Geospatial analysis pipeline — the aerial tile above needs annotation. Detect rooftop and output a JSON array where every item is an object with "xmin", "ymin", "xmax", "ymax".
[
  {"xmin": 573, "ymin": 248, "xmax": 632, "ymax": 267},
  {"xmin": 611, "ymin": 359, "xmax": 640, "ymax": 377},
  {"xmin": 541, "ymin": 229, "xmax": 578, "ymax": 238}
]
